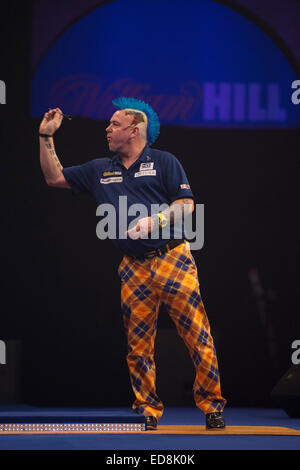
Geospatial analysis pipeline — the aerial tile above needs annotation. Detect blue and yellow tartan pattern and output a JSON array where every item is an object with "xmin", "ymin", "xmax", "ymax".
[{"xmin": 118, "ymin": 241, "xmax": 226, "ymax": 421}]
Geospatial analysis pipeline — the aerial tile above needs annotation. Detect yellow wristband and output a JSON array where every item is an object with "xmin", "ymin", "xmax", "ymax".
[{"xmin": 158, "ymin": 212, "xmax": 168, "ymax": 228}]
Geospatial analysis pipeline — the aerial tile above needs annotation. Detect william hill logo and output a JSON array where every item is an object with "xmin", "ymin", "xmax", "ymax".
[{"xmin": 102, "ymin": 171, "xmax": 122, "ymax": 177}]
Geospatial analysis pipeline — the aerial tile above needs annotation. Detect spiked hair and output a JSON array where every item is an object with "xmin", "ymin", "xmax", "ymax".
[{"xmin": 112, "ymin": 97, "xmax": 160, "ymax": 145}]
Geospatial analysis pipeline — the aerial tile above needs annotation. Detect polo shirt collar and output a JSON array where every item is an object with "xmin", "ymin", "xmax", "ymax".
[{"xmin": 112, "ymin": 145, "xmax": 151, "ymax": 168}]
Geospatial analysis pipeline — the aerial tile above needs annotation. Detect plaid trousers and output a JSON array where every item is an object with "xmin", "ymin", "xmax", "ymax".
[{"xmin": 118, "ymin": 241, "xmax": 226, "ymax": 421}]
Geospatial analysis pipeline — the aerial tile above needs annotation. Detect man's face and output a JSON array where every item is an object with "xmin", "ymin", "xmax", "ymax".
[{"xmin": 106, "ymin": 110, "xmax": 134, "ymax": 152}]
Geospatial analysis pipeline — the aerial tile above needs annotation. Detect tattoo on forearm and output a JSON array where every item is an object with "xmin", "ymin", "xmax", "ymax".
[{"xmin": 45, "ymin": 141, "xmax": 63, "ymax": 171}]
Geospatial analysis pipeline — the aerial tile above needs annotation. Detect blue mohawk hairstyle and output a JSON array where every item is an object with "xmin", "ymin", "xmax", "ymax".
[{"xmin": 112, "ymin": 97, "xmax": 160, "ymax": 145}]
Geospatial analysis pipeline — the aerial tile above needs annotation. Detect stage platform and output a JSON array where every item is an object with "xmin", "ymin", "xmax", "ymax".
[{"xmin": 0, "ymin": 406, "xmax": 299, "ymax": 450}]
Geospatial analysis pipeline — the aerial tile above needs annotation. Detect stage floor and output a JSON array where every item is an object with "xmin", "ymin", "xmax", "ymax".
[{"xmin": 0, "ymin": 406, "xmax": 299, "ymax": 450}]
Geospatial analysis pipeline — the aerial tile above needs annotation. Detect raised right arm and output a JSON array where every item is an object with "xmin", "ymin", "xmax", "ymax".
[{"xmin": 39, "ymin": 108, "xmax": 71, "ymax": 188}]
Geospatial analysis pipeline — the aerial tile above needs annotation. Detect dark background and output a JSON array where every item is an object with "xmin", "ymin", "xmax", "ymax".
[{"xmin": 0, "ymin": 1, "xmax": 299, "ymax": 408}]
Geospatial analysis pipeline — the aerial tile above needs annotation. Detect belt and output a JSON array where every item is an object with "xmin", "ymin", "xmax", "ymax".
[{"xmin": 129, "ymin": 239, "xmax": 185, "ymax": 260}]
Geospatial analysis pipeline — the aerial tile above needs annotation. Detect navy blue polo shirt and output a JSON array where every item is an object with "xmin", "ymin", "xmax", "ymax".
[{"xmin": 62, "ymin": 145, "xmax": 194, "ymax": 256}]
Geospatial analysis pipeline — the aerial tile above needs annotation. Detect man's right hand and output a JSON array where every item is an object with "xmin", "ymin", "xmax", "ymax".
[{"xmin": 39, "ymin": 107, "xmax": 64, "ymax": 136}]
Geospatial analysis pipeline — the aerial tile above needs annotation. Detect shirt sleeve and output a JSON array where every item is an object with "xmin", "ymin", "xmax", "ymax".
[
  {"xmin": 163, "ymin": 153, "xmax": 194, "ymax": 203},
  {"xmin": 62, "ymin": 160, "xmax": 96, "ymax": 195}
]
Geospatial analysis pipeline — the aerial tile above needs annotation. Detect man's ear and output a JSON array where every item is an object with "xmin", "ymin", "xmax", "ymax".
[{"xmin": 131, "ymin": 126, "xmax": 140, "ymax": 137}]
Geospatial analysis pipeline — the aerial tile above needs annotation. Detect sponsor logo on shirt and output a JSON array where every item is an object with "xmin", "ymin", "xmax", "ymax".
[
  {"xmin": 102, "ymin": 171, "xmax": 122, "ymax": 177},
  {"xmin": 100, "ymin": 177, "xmax": 123, "ymax": 184},
  {"xmin": 180, "ymin": 184, "xmax": 190, "ymax": 189},
  {"xmin": 134, "ymin": 170, "xmax": 157, "ymax": 178},
  {"xmin": 140, "ymin": 162, "xmax": 154, "ymax": 170}
]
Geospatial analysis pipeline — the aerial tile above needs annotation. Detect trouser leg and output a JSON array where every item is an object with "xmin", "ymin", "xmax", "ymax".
[
  {"xmin": 119, "ymin": 257, "xmax": 164, "ymax": 421},
  {"xmin": 155, "ymin": 242, "xmax": 227, "ymax": 414}
]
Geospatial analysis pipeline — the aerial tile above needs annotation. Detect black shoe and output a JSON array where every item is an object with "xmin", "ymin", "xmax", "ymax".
[
  {"xmin": 145, "ymin": 416, "xmax": 157, "ymax": 430},
  {"xmin": 205, "ymin": 412, "xmax": 226, "ymax": 430}
]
